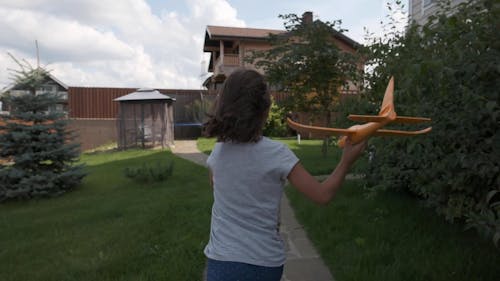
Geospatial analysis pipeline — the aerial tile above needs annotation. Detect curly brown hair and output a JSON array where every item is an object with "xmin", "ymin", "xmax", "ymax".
[{"xmin": 203, "ymin": 68, "xmax": 271, "ymax": 142}]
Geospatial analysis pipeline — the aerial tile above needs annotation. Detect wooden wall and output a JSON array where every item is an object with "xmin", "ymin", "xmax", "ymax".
[{"xmin": 68, "ymin": 87, "xmax": 210, "ymax": 119}]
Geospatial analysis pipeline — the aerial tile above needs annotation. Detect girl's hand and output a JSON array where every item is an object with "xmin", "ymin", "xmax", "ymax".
[{"xmin": 340, "ymin": 139, "xmax": 367, "ymax": 167}]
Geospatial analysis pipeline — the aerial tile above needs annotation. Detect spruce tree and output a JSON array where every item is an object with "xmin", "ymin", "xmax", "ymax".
[{"xmin": 0, "ymin": 56, "xmax": 85, "ymax": 201}]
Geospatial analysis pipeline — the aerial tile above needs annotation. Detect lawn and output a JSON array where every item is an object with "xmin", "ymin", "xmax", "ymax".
[
  {"xmin": 0, "ymin": 149, "xmax": 212, "ymax": 281},
  {"xmin": 198, "ymin": 137, "xmax": 500, "ymax": 280},
  {"xmin": 287, "ymin": 181, "xmax": 500, "ymax": 281},
  {"xmin": 2, "ymin": 139, "xmax": 498, "ymax": 281}
]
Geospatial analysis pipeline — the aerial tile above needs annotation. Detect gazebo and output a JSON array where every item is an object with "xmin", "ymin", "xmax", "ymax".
[{"xmin": 114, "ymin": 89, "xmax": 175, "ymax": 150}]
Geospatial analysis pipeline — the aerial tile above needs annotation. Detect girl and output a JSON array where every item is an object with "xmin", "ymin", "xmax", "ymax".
[{"xmin": 203, "ymin": 68, "xmax": 366, "ymax": 281}]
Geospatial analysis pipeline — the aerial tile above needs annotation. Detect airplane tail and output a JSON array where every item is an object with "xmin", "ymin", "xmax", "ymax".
[{"xmin": 379, "ymin": 76, "xmax": 395, "ymax": 117}]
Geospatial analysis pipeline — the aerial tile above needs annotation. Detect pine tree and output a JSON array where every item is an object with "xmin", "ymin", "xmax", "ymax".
[{"xmin": 0, "ymin": 55, "xmax": 85, "ymax": 201}]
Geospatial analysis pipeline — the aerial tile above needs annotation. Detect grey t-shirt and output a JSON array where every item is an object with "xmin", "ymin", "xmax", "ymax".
[{"xmin": 204, "ymin": 137, "xmax": 299, "ymax": 267}]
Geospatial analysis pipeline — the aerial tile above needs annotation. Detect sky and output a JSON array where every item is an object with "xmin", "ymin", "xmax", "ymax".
[{"xmin": 0, "ymin": 0, "xmax": 408, "ymax": 90}]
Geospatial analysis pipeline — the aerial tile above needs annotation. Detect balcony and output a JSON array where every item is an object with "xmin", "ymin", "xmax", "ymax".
[{"xmin": 214, "ymin": 54, "xmax": 241, "ymax": 77}]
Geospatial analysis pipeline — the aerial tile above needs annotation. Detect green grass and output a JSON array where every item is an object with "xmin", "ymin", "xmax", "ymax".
[
  {"xmin": 0, "ymin": 149, "xmax": 212, "ymax": 281},
  {"xmin": 286, "ymin": 181, "xmax": 500, "ymax": 281},
  {"xmin": 196, "ymin": 137, "xmax": 216, "ymax": 155}
]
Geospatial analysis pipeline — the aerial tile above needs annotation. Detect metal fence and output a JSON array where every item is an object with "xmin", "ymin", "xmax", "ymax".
[{"xmin": 169, "ymin": 91, "xmax": 216, "ymax": 139}]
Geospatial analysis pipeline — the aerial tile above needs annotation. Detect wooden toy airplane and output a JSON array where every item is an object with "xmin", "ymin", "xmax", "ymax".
[{"xmin": 286, "ymin": 77, "xmax": 432, "ymax": 148}]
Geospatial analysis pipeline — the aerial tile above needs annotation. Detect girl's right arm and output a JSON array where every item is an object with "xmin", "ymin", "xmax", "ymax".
[
  {"xmin": 287, "ymin": 140, "xmax": 366, "ymax": 205},
  {"xmin": 208, "ymin": 169, "xmax": 214, "ymax": 189}
]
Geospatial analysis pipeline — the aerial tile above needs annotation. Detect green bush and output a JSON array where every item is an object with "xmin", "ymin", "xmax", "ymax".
[
  {"xmin": 360, "ymin": 0, "xmax": 499, "ymax": 246},
  {"xmin": 124, "ymin": 160, "xmax": 174, "ymax": 183},
  {"xmin": 263, "ymin": 99, "xmax": 288, "ymax": 137}
]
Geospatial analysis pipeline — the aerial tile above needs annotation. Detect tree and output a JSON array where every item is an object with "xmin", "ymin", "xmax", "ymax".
[
  {"xmin": 247, "ymin": 15, "xmax": 361, "ymax": 124},
  {"xmin": 0, "ymin": 55, "xmax": 85, "ymax": 201},
  {"xmin": 246, "ymin": 13, "xmax": 362, "ymax": 154}
]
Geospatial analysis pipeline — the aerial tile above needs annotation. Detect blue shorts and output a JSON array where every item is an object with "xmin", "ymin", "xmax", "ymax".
[{"xmin": 206, "ymin": 258, "xmax": 283, "ymax": 281}]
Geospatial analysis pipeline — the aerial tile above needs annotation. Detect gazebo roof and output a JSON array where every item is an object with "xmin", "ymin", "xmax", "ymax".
[{"xmin": 114, "ymin": 88, "xmax": 175, "ymax": 102}]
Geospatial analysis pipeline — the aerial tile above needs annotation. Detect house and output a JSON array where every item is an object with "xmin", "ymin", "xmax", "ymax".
[
  {"xmin": 0, "ymin": 73, "xmax": 69, "ymax": 114},
  {"xmin": 202, "ymin": 11, "xmax": 361, "ymax": 96},
  {"xmin": 203, "ymin": 25, "xmax": 284, "ymax": 93},
  {"xmin": 202, "ymin": 12, "xmax": 363, "ymax": 132},
  {"xmin": 409, "ymin": 0, "xmax": 470, "ymax": 26}
]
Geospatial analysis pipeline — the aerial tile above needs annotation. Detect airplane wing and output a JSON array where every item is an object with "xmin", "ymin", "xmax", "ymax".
[
  {"xmin": 348, "ymin": 115, "xmax": 431, "ymax": 124},
  {"xmin": 335, "ymin": 127, "xmax": 431, "ymax": 148},
  {"xmin": 372, "ymin": 127, "xmax": 432, "ymax": 136},
  {"xmin": 286, "ymin": 118, "xmax": 356, "ymax": 137},
  {"xmin": 288, "ymin": 118, "xmax": 432, "ymax": 137}
]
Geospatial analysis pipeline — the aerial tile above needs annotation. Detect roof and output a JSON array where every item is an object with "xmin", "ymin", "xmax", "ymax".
[
  {"xmin": 204, "ymin": 25, "xmax": 285, "ymax": 52},
  {"xmin": 206, "ymin": 25, "xmax": 285, "ymax": 40},
  {"xmin": 114, "ymin": 88, "xmax": 176, "ymax": 102},
  {"xmin": 47, "ymin": 73, "xmax": 68, "ymax": 90},
  {"xmin": 204, "ymin": 24, "xmax": 360, "ymax": 52},
  {"xmin": 1, "ymin": 72, "xmax": 68, "ymax": 93}
]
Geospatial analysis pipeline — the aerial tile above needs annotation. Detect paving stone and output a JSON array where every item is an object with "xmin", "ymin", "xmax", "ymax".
[{"xmin": 281, "ymin": 258, "xmax": 334, "ymax": 281}]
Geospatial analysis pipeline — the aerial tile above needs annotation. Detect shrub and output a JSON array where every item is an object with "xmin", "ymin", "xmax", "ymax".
[
  {"xmin": 263, "ymin": 99, "xmax": 288, "ymax": 137},
  {"xmin": 124, "ymin": 160, "xmax": 174, "ymax": 183},
  {"xmin": 360, "ymin": 0, "xmax": 499, "ymax": 246}
]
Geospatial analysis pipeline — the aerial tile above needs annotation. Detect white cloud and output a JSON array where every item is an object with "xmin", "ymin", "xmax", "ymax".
[
  {"xmin": 0, "ymin": 7, "xmax": 135, "ymax": 63},
  {"xmin": 188, "ymin": 0, "xmax": 245, "ymax": 26},
  {"xmin": 0, "ymin": 49, "xmax": 37, "ymax": 90},
  {"xmin": 0, "ymin": 0, "xmax": 246, "ymax": 89}
]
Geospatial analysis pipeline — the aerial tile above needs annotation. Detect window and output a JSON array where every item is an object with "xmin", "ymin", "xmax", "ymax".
[
  {"xmin": 421, "ymin": 0, "xmax": 437, "ymax": 17},
  {"xmin": 36, "ymin": 85, "xmax": 56, "ymax": 96},
  {"xmin": 57, "ymin": 91, "xmax": 68, "ymax": 100},
  {"xmin": 47, "ymin": 104, "xmax": 64, "ymax": 113},
  {"xmin": 424, "ymin": 0, "xmax": 435, "ymax": 7},
  {"xmin": 214, "ymin": 82, "xmax": 223, "ymax": 91}
]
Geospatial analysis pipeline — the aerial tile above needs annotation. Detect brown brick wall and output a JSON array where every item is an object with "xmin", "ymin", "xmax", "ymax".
[{"xmin": 69, "ymin": 118, "xmax": 118, "ymax": 151}]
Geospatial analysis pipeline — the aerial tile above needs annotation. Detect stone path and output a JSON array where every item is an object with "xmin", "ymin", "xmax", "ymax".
[{"xmin": 170, "ymin": 140, "xmax": 334, "ymax": 281}]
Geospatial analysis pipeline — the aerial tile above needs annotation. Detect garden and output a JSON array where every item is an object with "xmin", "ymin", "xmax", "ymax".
[
  {"xmin": 0, "ymin": 0, "xmax": 498, "ymax": 280},
  {"xmin": 0, "ymin": 140, "xmax": 499, "ymax": 280}
]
